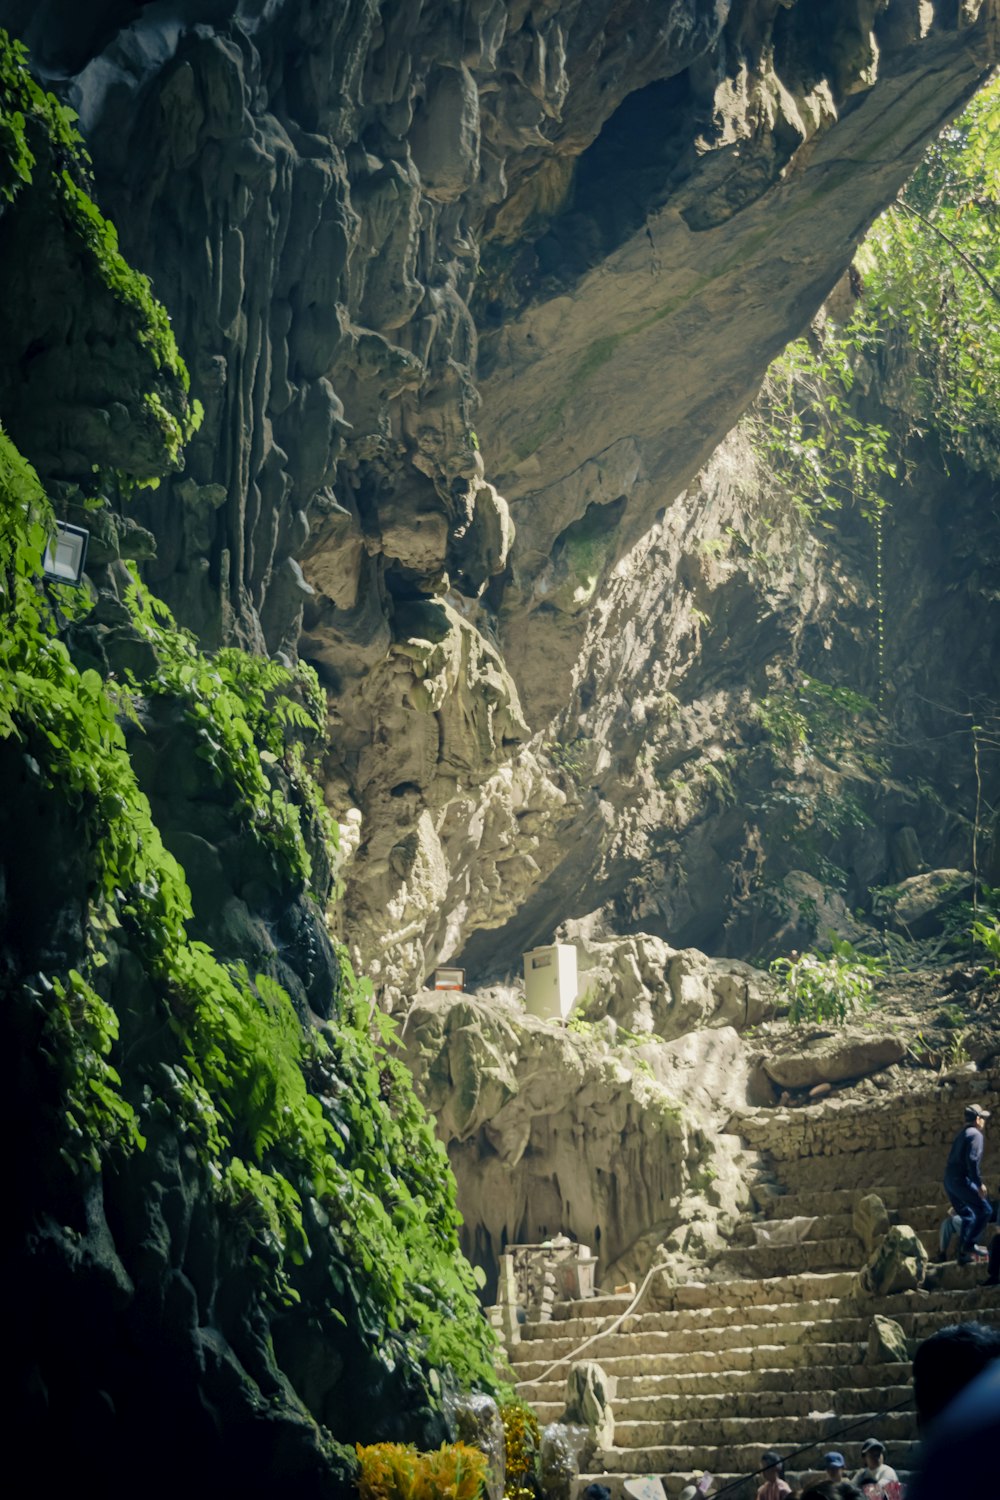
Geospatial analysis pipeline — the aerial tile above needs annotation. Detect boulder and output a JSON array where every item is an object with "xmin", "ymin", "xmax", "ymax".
[
  {"xmin": 888, "ymin": 869, "xmax": 974, "ymax": 938},
  {"xmin": 854, "ymin": 1193, "xmax": 891, "ymax": 1255},
  {"xmin": 562, "ymin": 1360, "xmax": 615, "ymax": 1451},
  {"xmin": 858, "ymin": 1224, "xmax": 927, "ymax": 1296},
  {"xmin": 773, "ymin": 870, "xmax": 869, "ymax": 949},
  {"xmin": 665, "ymin": 949, "xmax": 775, "ymax": 1037},
  {"xmin": 763, "ymin": 1030, "xmax": 905, "ymax": 1090},
  {"xmin": 451, "ymin": 1393, "xmax": 505, "ymax": 1500},
  {"xmin": 539, "ymin": 1423, "xmax": 592, "ymax": 1500},
  {"xmin": 866, "ymin": 1314, "xmax": 909, "ymax": 1366}
]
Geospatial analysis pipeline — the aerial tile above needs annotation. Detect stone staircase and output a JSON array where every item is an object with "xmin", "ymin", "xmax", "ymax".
[{"xmin": 502, "ymin": 1070, "xmax": 1000, "ymax": 1498}]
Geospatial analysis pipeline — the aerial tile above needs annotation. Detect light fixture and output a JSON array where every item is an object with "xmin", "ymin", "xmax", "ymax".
[{"xmin": 42, "ymin": 521, "xmax": 89, "ymax": 585}]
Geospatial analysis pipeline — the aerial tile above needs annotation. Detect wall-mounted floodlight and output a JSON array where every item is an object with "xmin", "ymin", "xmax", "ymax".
[{"xmin": 43, "ymin": 521, "xmax": 89, "ymax": 585}]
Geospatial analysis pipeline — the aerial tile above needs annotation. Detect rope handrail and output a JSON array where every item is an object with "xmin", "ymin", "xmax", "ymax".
[{"xmin": 511, "ymin": 1279, "xmax": 917, "ymax": 1498}]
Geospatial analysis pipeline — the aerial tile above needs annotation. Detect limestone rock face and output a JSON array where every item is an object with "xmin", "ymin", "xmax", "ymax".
[
  {"xmin": 574, "ymin": 931, "xmax": 776, "ymax": 1040},
  {"xmin": 7, "ymin": 2, "xmax": 996, "ymax": 996},
  {"xmin": 481, "ymin": 5, "xmax": 1000, "ymax": 725},
  {"xmin": 402, "ymin": 989, "xmax": 751, "ymax": 1291}
]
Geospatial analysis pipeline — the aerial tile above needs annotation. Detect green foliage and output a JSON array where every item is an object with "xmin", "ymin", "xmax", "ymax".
[
  {"xmin": 0, "ymin": 29, "xmax": 197, "ymax": 472},
  {"xmin": 745, "ymin": 332, "xmax": 896, "ymax": 525},
  {"xmin": 500, "ymin": 1400, "xmax": 541, "ymax": 1500},
  {"xmin": 755, "ymin": 675, "xmax": 877, "ymax": 759},
  {"xmin": 544, "ymin": 736, "xmax": 592, "ymax": 781},
  {"xmin": 751, "ymin": 675, "xmax": 878, "ymax": 887},
  {"xmin": 44, "ymin": 968, "xmax": 146, "ymax": 1170},
  {"xmin": 770, "ymin": 937, "xmax": 885, "ymax": 1025},
  {"xmin": 355, "ymin": 1442, "xmax": 489, "ymax": 1500},
  {"xmin": 972, "ymin": 915, "xmax": 1000, "ymax": 978},
  {"xmin": 122, "ymin": 578, "xmax": 335, "ymax": 894},
  {"xmin": 0, "ymin": 31, "xmax": 79, "ymax": 204},
  {"xmin": 566, "ymin": 1012, "xmax": 655, "ymax": 1076},
  {"xmin": 0, "ymin": 424, "xmax": 501, "ymax": 1399},
  {"xmin": 861, "ymin": 76, "xmax": 1000, "ymax": 475},
  {"xmin": 746, "ymin": 77, "xmax": 1000, "ymax": 511}
]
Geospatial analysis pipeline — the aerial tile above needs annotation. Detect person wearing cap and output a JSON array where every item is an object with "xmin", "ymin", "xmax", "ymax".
[
  {"xmin": 823, "ymin": 1451, "xmax": 846, "ymax": 1482},
  {"xmin": 944, "ymin": 1103, "xmax": 992, "ymax": 1265},
  {"xmin": 851, "ymin": 1438, "xmax": 898, "ymax": 1493},
  {"xmin": 755, "ymin": 1451, "xmax": 791, "ymax": 1500}
]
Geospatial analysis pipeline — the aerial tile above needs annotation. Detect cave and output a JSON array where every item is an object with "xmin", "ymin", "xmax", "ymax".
[{"xmin": 2, "ymin": 2, "xmax": 1000, "ymax": 1495}]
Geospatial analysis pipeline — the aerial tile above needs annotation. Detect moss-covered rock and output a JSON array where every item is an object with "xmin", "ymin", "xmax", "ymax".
[{"xmin": 0, "ymin": 32, "xmax": 502, "ymax": 1488}]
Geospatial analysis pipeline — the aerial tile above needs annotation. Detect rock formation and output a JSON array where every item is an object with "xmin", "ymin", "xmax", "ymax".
[
  {"xmin": 402, "ymin": 942, "xmax": 775, "ymax": 1293},
  {"xmin": 4, "ymin": 0, "xmax": 1000, "ymax": 1483},
  {"xmin": 3, "ymin": 1, "xmax": 996, "ymax": 997}
]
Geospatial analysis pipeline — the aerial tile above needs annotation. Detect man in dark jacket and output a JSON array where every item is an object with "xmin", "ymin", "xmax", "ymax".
[{"xmin": 944, "ymin": 1102, "xmax": 991, "ymax": 1264}]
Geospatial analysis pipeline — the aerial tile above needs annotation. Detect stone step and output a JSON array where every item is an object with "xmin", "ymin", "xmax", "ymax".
[
  {"xmin": 574, "ymin": 1470, "xmax": 917, "ymax": 1500},
  {"xmin": 670, "ymin": 1269, "xmax": 858, "ymax": 1308},
  {"xmin": 749, "ymin": 1201, "xmax": 943, "ymax": 1237},
  {"xmin": 758, "ymin": 1182, "xmax": 944, "ymax": 1218},
  {"xmin": 512, "ymin": 1302, "xmax": 1000, "ymax": 1382},
  {"xmin": 524, "ymin": 1359, "xmax": 913, "ymax": 1406},
  {"xmin": 531, "ymin": 1382, "xmax": 912, "ymax": 1425},
  {"xmin": 524, "ymin": 1272, "xmax": 1000, "ymax": 1344},
  {"xmin": 597, "ymin": 1437, "xmax": 920, "ymax": 1474},
  {"xmin": 612, "ymin": 1407, "xmax": 916, "ymax": 1449},
  {"xmin": 522, "ymin": 1360, "xmax": 912, "ymax": 1407},
  {"xmin": 551, "ymin": 1292, "xmax": 634, "ymax": 1322},
  {"xmin": 513, "ymin": 1339, "xmax": 865, "ymax": 1384},
  {"xmin": 511, "ymin": 1291, "xmax": 1000, "ymax": 1369},
  {"xmin": 520, "ymin": 1296, "xmax": 852, "ymax": 1345},
  {"xmin": 714, "ymin": 1237, "xmax": 861, "ymax": 1275},
  {"xmin": 512, "ymin": 1315, "xmax": 880, "ymax": 1365},
  {"xmin": 718, "ymin": 1223, "xmax": 945, "ymax": 1275}
]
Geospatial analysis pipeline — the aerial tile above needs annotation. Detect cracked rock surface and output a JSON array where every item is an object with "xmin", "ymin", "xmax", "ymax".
[{"xmin": 6, "ymin": 0, "xmax": 997, "ymax": 997}]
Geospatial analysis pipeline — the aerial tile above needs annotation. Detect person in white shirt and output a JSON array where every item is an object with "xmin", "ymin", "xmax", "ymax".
[{"xmin": 852, "ymin": 1438, "xmax": 899, "ymax": 1493}]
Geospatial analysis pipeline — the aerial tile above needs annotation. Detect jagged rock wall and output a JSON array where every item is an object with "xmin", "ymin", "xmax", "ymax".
[
  {"xmin": 402, "ymin": 946, "xmax": 774, "ymax": 1294},
  {"xmin": 3, "ymin": 0, "xmax": 997, "ymax": 999},
  {"xmin": 460, "ymin": 371, "xmax": 1000, "ymax": 978}
]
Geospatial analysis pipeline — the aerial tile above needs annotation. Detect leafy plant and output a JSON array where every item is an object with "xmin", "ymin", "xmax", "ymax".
[
  {"xmin": 770, "ymin": 938, "xmax": 885, "ymax": 1024},
  {"xmin": 972, "ymin": 915, "xmax": 1000, "ymax": 979},
  {"xmin": 355, "ymin": 1442, "xmax": 489, "ymax": 1500},
  {"xmin": 744, "ymin": 330, "xmax": 896, "ymax": 526},
  {"xmin": 754, "ymin": 676, "xmax": 877, "ymax": 760},
  {"xmin": 861, "ymin": 76, "xmax": 1000, "ymax": 478},
  {"xmin": 500, "ymin": 1400, "xmax": 541, "ymax": 1500},
  {"xmin": 0, "ymin": 420, "xmax": 498, "ymax": 1399},
  {"xmin": 0, "ymin": 30, "xmax": 198, "ymax": 474},
  {"xmin": 122, "ymin": 575, "xmax": 335, "ymax": 895},
  {"xmin": 544, "ymin": 736, "xmax": 592, "ymax": 781}
]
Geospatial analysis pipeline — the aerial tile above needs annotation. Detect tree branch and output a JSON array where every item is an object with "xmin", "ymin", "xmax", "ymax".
[{"xmin": 897, "ymin": 199, "xmax": 1000, "ymax": 309}]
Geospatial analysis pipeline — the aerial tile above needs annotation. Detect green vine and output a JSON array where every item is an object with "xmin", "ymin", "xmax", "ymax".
[
  {"xmin": 0, "ymin": 29, "xmax": 199, "ymax": 471},
  {"xmin": 0, "ymin": 416, "xmax": 500, "ymax": 1401},
  {"xmin": 121, "ymin": 577, "xmax": 334, "ymax": 894}
]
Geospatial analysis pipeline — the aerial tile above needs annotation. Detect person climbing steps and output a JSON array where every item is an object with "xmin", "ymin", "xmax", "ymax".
[{"xmin": 943, "ymin": 1103, "xmax": 992, "ymax": 1265}]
